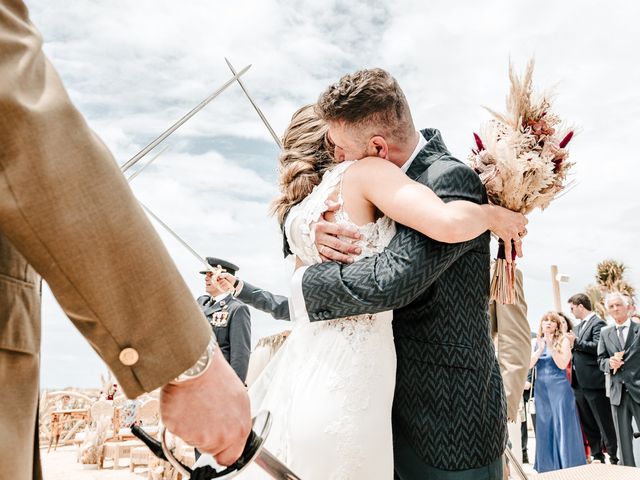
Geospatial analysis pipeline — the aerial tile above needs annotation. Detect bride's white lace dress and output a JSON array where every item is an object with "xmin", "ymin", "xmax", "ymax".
[{"xmin": 242, "ymin": 160, "xmax": 397, "ymax": 479}]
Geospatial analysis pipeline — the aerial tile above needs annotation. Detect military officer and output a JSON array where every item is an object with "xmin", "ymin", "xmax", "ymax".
[{"xmin": 198, "ymin": 257, "xmax": 251, "ymax": 383}]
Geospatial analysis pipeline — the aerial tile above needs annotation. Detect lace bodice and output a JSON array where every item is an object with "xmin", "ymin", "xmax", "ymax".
[{"xmin": 285, "ymin": 161, "xmax": 396, "ymax": 265}]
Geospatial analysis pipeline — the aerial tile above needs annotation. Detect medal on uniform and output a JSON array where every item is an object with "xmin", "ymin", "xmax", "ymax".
[{"xmin": 210, "ymin": 304, "xmax": 229, "ymax": 327}]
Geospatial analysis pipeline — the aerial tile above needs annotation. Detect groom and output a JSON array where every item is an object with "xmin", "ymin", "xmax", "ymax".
[{"xmin": 291, "ymin": 69, "xmax": 512, "ymax": 479}]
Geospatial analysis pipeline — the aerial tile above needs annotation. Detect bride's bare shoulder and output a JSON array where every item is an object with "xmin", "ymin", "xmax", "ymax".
[{"xmin": 345, "ymin": 157, "xmax": 402, "ymax": 186}]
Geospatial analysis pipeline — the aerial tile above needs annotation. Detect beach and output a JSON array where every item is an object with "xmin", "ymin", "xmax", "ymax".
[{"xmin": 41, "ymin": 444, "xmax": 147, "ymax": 479}]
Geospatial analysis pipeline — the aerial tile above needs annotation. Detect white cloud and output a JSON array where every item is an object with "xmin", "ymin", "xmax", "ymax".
[{"xmin": 28, "ymin": 0, "xmax": 640, "ymax": 388}]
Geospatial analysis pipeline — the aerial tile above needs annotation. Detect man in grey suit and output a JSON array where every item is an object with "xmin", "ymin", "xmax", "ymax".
[
  {"xmin": 290, "ymin": 69, "xmax": 524, "ymax": 479},
  {"xmin": 567, "ymin": 293, "xmax": 618, "ymax": 464},
  {"xmin": 598, "ymin": 291, "xmax": 640, "ymax": 466}
]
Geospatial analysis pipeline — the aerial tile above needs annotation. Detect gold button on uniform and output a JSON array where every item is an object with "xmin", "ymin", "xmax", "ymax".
[{"xmin": 119, "ymin": 347, "xmax": 139, "ymax": 366}]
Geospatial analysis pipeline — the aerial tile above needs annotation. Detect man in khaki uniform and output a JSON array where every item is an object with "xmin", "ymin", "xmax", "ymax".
[
  {"xmin": 489, "ymin": 267, "xmax": 531, "ymax": 422},
  {"xmin": 489, "ymin": 266, "xmax": 531, "ymax": 477},
  {"xmin": 0, "ymin": 2, "xmax": 250, "ymax": 478}
]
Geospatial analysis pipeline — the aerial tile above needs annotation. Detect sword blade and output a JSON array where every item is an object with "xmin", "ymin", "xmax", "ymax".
[
  {"xmin": 120, "ymin": 64, "xmax": 252, "ymax": 174},
  {"xmin": 125, "ymin": 144, "xmax": 170, "ymax": 182},
  {"xmin": 124, "ymin": 149, "xmax": 214, "ymax": 273},
  {"xmin": 504, "ymin": 447, "xmax": 528, "ymax": 480},
  {"xmin": 139, "ymin": 202, "xmax": 214, "ymax": 273},
  {"xmin": 225, "ymin": 58, "xmax": 283, "ymax": 150},
  {"xmin": 254, "ymin": 447, "xmax": 302, "ymax": 480}
]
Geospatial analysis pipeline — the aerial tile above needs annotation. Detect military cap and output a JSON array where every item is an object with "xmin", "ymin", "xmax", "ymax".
[{"xmin": 199, "ymin": 257, "xmax": 239, "ymax": 275}]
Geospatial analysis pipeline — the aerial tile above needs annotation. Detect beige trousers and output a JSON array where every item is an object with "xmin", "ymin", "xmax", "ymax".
[{"xmin": 0, "ymin": 233, "xmax": 42, "ymax": 479}]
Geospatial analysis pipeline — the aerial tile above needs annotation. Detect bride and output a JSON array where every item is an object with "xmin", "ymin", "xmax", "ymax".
[{"xmin": 202, "ymin": 104, "xmax": 525, "ymax": 479}]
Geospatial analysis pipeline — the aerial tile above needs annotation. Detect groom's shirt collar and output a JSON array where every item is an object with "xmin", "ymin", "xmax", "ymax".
[{"xmin": 400, "ymin": 131, "xmax": 427, "ymax": 173}]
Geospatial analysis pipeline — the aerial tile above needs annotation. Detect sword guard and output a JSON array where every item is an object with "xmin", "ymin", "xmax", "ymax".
[{"xmin": 132, "ymin": 411, "xmax": 272, "ymax": 479}]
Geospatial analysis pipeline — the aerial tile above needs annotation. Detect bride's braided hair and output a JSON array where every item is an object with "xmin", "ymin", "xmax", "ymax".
[{"xmin": 271, "ymin": 105, "xmax": 335, "ymax": 225}]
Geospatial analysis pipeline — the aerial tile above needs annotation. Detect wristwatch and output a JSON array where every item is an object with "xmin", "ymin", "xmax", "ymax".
[{"xmin": 171, "ymin": 334, "xmax": 217, "ymax": 384}]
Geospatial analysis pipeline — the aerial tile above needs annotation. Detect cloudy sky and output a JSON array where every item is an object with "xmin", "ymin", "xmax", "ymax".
[{"xmin": 29, "ymin": 0, "xmax": 640, "ymax": 389}]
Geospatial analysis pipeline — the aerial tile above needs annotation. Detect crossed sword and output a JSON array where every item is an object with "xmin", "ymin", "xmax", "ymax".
[{"xmin": 123, "ymin": 61, "xmax": 299, "ymax": 479}]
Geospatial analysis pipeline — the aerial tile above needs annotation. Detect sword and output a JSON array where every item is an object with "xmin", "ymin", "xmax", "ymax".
[
  {"xmin": 224, "ymin": 58, "xmax": 283, "ymax": 150},
  {"xmin": 120, "ymin": 64, "xmax": 252, "ymax": 174},
  {"xmin": 126, "ymin": 144, "xmax": 170, "ymax": 182},
  {"xmin": 121, "ymin": 147, "xmax": 215, "ymax": 274},
  {"xmin": 504, "ymin": 447, "xmax": 528, "ymax": 480},
  {"xmin": 139, "ymin": 202, "xmax": 214, "ymax": 274},
  {"xmin": 122, "ymin": 60, "xmax": 279, "ymax": 274},
  {"xmin": 132, "ymin": 411, "xmax": 301, "ymax": 479}
]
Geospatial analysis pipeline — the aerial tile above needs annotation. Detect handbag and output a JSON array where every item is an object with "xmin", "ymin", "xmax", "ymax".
[{"xmin": 526, "ymin": 367, "xmax": 536, "ymax": 415}]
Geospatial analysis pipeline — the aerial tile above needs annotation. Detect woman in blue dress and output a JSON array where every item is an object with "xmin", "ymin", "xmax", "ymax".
[{"xmin": 530, "ymin": 311, "xmax": 586, "ymax": 473}]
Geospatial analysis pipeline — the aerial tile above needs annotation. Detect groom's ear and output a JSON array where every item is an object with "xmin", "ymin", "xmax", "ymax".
[{"xmin": 367, "ymin": 135, "xmax": 388, "ymax": 159}]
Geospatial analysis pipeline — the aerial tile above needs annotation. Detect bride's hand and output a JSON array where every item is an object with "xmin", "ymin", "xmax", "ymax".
[{"xmin": 487, "ymin": 205, "xmax": 528, "ymax": 262}]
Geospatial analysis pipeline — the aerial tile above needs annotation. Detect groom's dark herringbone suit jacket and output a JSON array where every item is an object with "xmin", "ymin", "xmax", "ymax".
[{"xmin": 301, "ymin": 129, "xmax": 507, "ymax": 471}]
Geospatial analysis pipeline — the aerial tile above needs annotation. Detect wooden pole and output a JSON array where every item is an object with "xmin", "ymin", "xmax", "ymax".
[{"xmin": 551, "ymin": 264, "xmax": 562, "ymax": 311}]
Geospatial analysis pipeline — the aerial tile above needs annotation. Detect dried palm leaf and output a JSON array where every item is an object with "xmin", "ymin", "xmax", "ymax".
[{"xmin": 596, "ymin": 259, "xmax": 627, "ymax": 289}]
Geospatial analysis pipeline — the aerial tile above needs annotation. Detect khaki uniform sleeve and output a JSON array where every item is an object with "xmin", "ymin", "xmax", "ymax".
[
  {"xmin": 0, "ymin": 1, "xmax": 210, "ymax": 397},
  {"xmin": 490, "ymin": 267, "xmax": 531, "ymax": 421}
]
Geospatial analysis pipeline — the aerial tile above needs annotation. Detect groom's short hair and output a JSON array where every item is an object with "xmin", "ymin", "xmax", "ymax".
[{"xmin": 316, "ymin": 68, "xmax": 414, "ymax": 143}]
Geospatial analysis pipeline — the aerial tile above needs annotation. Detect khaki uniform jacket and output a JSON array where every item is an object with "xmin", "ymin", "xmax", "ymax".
[{"xmin": 0, "ymin": 2, "xmax": 210, "ymax": 478}]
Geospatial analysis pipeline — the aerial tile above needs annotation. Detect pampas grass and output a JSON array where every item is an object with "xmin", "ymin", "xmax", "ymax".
[
  {"xmin": 469, "ymin": 59, "xmax": 576, "ymax": 303},
  {"xmin": 469, "ymin": 59, "xmax": 575, "ymax": 215}
]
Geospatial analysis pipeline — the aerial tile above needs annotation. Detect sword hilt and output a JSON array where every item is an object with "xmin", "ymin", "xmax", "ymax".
[
  {"xmin": 131, "ymin": 411, "xmax": 272, "ymax": 479},
  {"xmin": 131, "ymin": 424, "xmax": 171, "ymax": 462}
]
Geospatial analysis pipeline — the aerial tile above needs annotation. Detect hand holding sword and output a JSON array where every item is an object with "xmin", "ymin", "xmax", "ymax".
[{"xmin": 133, "ymin": 411, "xmax": 302, "ymax": 479}]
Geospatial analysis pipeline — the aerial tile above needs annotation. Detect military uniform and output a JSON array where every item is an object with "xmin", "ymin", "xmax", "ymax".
[
  {"xmin": 197, "ymin": 293, "xmax": 251, "ymax": 382},
  {"xmin": 198, "ymin": 257, "xmax": 251, "ymax": 383}
]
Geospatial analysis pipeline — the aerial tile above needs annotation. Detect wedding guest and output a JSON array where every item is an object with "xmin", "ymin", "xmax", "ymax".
[
  {"xmin": 625, "ymin": 301, "xmax": 639, "ymax": 325},
  {"xmin": 521, "ymin": 368, "xmax": 535, "ymax": 464},
  {"xmin": 558, "ymin": 311, "xmax": 573, "ymax": 332},
  {"xmin": 530, "ymin": 312, "xmax": 586, "ymax": 473},
  {"xmin": 557, "ymin": 312, "xmax": 574, "ymax": 380},
  {"xmin": 566, "ymin": 293, "xmax": 618, "ymax": 464},
  {"xmin": 598, "ymin": 292, "xmax": 640, "ymax": 466},
  {"xmin": 558, "ymin": 310, "xmax": 590, "ymax": 458}
]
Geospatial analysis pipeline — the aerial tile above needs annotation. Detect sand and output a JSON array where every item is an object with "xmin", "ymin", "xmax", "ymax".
[{"xmin": 41, "ymin": 444, "xmax": 150, "ymax": 480}]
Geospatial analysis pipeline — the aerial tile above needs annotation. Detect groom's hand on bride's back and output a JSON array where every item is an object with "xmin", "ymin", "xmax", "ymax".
[{"xmin": 314, "ymin": 200, "xmax": 362, "ymax": 263}]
